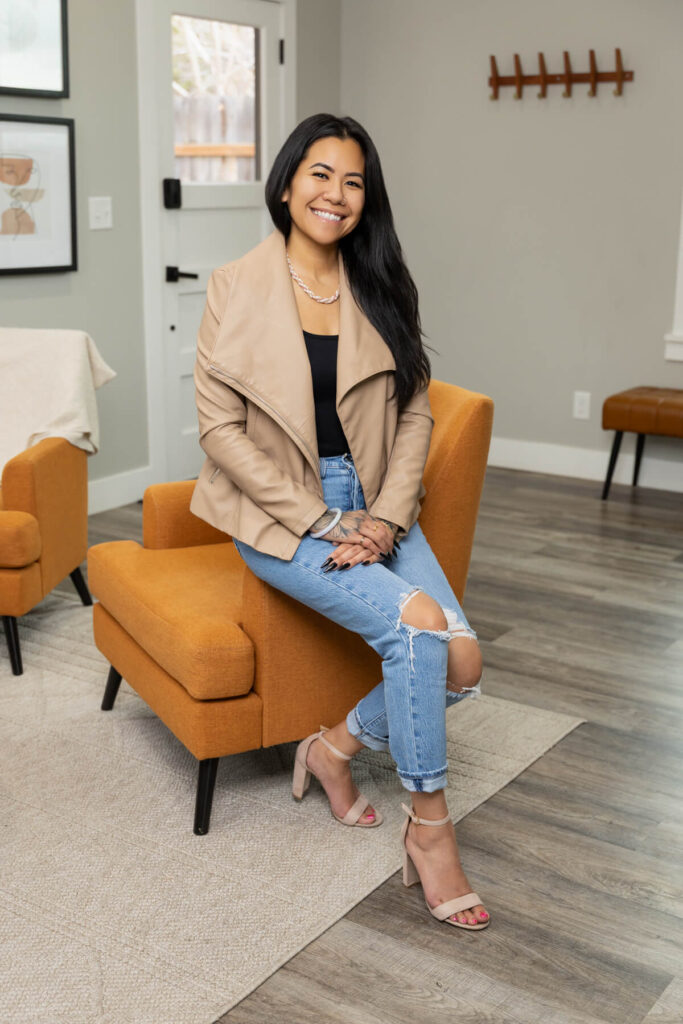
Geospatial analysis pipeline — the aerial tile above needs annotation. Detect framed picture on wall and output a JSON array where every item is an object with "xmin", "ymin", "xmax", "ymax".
[
  {"xmin": 0, "ymin": 114, "xmax": 77, "ymax": 275},
  {"xmin": 0, "ymin": 0, "xmax": 70, "ymax": 98}
]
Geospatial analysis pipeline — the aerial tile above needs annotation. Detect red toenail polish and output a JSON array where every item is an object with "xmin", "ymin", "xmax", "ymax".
[{"xmin": 480, "ymin": 912, "xmax": 488, "ymax": 918}]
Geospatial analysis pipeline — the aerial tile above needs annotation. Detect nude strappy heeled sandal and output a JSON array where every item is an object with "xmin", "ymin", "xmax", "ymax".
[
  {"xmin": 400, "ymin": 802, "xmax": 490, "ymax": 929},
  {"xmin": 292, "ymin": 725, "xmax": 383, "ymax": 827}
]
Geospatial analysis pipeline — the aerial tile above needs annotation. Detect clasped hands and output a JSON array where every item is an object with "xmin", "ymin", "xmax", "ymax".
[{"xmin": 314, "ymin": 509, "xmax": 399, "ymax": 572}]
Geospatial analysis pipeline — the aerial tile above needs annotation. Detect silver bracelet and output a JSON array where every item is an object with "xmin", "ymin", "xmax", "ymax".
[{"xmin": 309, "ymin": 506, "xmax": 342, "ymax": 538}]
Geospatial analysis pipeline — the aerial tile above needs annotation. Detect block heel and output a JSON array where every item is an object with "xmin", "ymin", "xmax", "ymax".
[
  {"xmin": 400, "ymin": 802, "xmax": 490, "ymax": 930},
  {"xmin": 402, "ymin": 847, "xmax": 420, "ymax": 887},
  {"xmin": 291, "ymin": 726, "xmax": 383, "ymax": 827},
  {"xmin": 291, "ymin": 752, "xmax": 312, "ymax": 800}
]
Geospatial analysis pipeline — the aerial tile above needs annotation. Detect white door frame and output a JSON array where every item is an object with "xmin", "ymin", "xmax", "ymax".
[{"xmin": 133, "ymin": 0, "xmax": 298, "ymax": 491}]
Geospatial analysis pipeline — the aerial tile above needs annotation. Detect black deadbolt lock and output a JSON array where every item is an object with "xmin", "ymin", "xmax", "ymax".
[{"xmin": 163, "ymin": 178, "xmax": 182, "ymax": 209}]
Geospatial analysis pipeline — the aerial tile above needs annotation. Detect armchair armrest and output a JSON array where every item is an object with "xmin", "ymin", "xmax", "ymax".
[
  {"xmin": 240, "ymin": 567, "xmax": 380, "ymax": 746},
  {"xmin": 143, "ymin": 481, "xmax": 229, "ymax": 550},
  {"xmin": 1, "ymin": 437, "xmax": 88, "ymax": 591},
  {"xmin": 0, "ymin": 511, "xmax": 41, "ymax": 567},
  {"xmin": 421, "ymin": 382, "xmax": 494, "ymax": 603}
]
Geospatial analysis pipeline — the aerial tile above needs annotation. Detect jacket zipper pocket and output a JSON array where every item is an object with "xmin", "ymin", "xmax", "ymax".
[
  {"xmin": 207, "ymin": 362, "xmax": 323, "ymax": 492},
  {"xmin": 209, "ymin": 466, "xmax": 221, "ymax": 484}
]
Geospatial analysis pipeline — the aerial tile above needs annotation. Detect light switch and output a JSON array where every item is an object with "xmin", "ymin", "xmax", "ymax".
[{"xmin": 89, "ymin": 196, "xmax": 113, "ymax": 230}]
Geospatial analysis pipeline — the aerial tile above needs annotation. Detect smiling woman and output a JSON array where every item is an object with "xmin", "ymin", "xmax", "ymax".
[
  {"xmin": 282, "ymin": 140, "xmax": 366, "ymax": 255},
  {"xmin": 279, "ymin": 135, "xmax": 368, "ymax": 331},
  {"xmin": 265, "ymin": 120, "xmax": 433, "ymax": 420},
  {"xmin": 193, "ymin": 112, "xmax": 490, "ymax": 932}
]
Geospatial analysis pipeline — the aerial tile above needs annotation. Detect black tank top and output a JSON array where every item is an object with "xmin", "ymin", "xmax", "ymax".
[{"xmin": 302, "ymin": 330, "xmax": 351, "ymax": 457}]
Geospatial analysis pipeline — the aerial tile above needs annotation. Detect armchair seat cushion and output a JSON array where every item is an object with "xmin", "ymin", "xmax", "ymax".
[{"xmin": 88, "ymin": 540, "xmax": 254, "ymax": 700}]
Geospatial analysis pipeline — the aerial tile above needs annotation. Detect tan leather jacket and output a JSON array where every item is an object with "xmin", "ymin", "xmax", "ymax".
[{"xmin": 190, "ymin": 227, "xmax": 434, "ymax": 560}]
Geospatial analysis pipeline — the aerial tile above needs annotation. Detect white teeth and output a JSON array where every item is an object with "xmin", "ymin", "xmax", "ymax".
[{"xmin": 311, "ymin": 209, "xmax": 342, "ymax": 222}]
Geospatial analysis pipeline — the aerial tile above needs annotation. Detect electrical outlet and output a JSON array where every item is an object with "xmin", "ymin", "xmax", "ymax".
[{"xmin": 573, "ymin": 390, "xmax": 591, "ymax": 420}]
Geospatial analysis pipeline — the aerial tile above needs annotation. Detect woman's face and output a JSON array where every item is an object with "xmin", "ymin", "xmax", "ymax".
[{"xmin": 281, "ymin": 136, "xmax": 365, "ymax": 246}]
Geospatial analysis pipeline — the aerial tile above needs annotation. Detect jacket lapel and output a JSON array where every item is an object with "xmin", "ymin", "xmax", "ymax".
[{"xmin": 208, "ymin": 228, "xmax": 396, "ymax": 472}]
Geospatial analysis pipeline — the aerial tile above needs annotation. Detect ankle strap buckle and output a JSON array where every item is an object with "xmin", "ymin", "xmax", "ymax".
[
  {"xmin": 317, "ymin": 727, "xmax": 352, "ymax": 761},
  {"xmin": 401, "ymin": 801, "xmax": 452, "ymax": 827},
  {"xmin": 401, "ymin": 802, "xmax": 421, "ymax": 824}
]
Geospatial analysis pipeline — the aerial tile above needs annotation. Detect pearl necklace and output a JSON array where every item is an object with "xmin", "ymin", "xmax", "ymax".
[{"xmin": 286, "ymin": 252, "xmax": 340, "ymax": 304}]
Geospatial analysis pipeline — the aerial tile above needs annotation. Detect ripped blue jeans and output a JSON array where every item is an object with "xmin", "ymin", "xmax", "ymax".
[{"xmin": 232, "ymin": 451, "xmax": 480, "ymax": 793}]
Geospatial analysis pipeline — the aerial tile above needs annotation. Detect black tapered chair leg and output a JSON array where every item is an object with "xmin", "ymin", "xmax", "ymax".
[
  {"xmin": 70, "ymin": 566, "xmax": 93, "ymax": 606},
  {"xmin": 632, "ymin": 433, "xmax": 646, "ymax": 487},
  {"xmin": 194, "ymin": 758, "xmax": 219, "ymax": 835},
  {"xmin": 101, "ymin": 665, "xmax": 123, "ymax": 710},
  {"xmin": 2, "ymin": 616, "xmax": 23, "ymax": 675},
  {"xmin": 601, "ymin": 431, "xmax": 623, "ymax": 500}
]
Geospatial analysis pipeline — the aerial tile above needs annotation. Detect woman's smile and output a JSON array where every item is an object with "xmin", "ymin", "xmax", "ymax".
[{"xmin": 309, "ymin": 207, "xmax": 346, "ymax": 223}]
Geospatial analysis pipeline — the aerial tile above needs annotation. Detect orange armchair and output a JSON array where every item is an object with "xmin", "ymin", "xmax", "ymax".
[
  {"xmin": 1, "ymin": 437, "xmax": 92, "ymax": 675},
  {"xmin": 87, "ymin": 381, "xmax": 493, "ymax": 834}
]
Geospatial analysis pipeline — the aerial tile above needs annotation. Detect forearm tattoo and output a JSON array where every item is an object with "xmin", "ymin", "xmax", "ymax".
[
  {"xmin": 309, "ymin": 508, "xmax": 399, "ymax": 540},
  {"xmin": 308, "ymin": 509, "xmax": 367, "ymax": 539},
  {"xmin": 309, "ymin": 509, "xmax": 337, "ymax": 533}
]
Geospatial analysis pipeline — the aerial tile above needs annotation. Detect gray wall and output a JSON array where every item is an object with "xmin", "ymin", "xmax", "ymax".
[
  {"xmin": 340, "ymin": 0, "xmax": 683, "ymax": 472},
  {"xmin": 297, "ymin": 0, "xmax": 341, "ymax": 121},
  {"xmin": 1, "ymin": 0, "xmax": 341, "ymax": 486},
  {"xmin": 4, "ymin": 0, "xmax": 682, "ymax": 488},
  {"xmin": 1, "ymin": 0, "xmax": 149, "ymax": 480}
]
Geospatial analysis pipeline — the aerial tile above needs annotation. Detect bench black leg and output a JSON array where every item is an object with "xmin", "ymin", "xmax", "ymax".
[
  {"xmin": 70, "ymin": 566, "xmax": 93, "ymax": 606},
  {"xmin": 2, "ymin": 616, "xmax": 23, "ymax": 675},
  {"xmin": 633, "ymin": 433, "xmax": 646, "ymax": 487},
  {"xmin": 194, "ymin": 758, "xmax": 219, "ymax": 835},
  {"xmin": 601, "ymin": 431, "xmax": 623, "ymax": 500},
  {"xmin": 101, "ymin": 665, "xmax": 123, "ymax": 710}
]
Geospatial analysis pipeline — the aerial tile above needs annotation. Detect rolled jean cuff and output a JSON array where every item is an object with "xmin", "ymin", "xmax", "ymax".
[
  {"xmin": 345, "ymin": 707, "xmax": 391, "ymax": 752},
  {"xmin": 397, "ymin": 767, "xmax": 448, "ymax": 793}
]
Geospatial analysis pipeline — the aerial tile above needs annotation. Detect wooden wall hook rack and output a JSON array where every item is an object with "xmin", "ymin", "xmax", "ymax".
[{"xmin": 488, "ymin": 48, "xmax": 634, "ymax": 100}]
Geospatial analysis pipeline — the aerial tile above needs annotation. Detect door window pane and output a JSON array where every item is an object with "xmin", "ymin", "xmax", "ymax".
[{"xmin": 171, "ymin": 15, "xmax": 259, "ymax": 184}]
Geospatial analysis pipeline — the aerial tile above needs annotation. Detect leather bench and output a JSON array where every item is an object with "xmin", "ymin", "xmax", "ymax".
[{"xmin": 601, "ymin": 386, "xmax": 683, "ymax": 499}]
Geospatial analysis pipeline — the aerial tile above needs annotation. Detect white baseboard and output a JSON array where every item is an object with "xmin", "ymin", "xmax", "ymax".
[
  {"xmin": 87, "ymin": 436, "xmax": 683, "ymax": 517},
  {"xmin": 88, "ymin": 464, "xmax": 156, "ymax": 515},
  {"xmin": 488, "ymin": 436, "xmax": 683, "ymax": 494}
]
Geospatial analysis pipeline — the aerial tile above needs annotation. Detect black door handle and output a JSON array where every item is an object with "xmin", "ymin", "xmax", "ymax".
[{"xmin": 165, "ymin": 266, "xmax": 200, "ymax": 282}]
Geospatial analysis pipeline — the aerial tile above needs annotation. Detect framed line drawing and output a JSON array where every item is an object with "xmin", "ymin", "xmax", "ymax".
[
  {"xmin": 0, "ymin": 114, "xmax": 77, "ymax": 275},
  {"xmin": 0, "ymin": 0, "xmax": 70, "ymax": 98}
]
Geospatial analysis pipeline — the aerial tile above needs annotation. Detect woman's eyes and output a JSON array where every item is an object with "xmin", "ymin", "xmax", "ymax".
[{"xmin": 313, "ymin": 172, "xmax": 362, "ymax": 187}]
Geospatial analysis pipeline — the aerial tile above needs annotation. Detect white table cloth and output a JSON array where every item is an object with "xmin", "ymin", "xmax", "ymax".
[{"xmin": 0, "ymin": 328, "xmax": 117, "ymax": 471}]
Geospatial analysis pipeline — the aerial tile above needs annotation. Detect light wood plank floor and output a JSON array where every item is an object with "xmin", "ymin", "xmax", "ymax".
[{"xmin": 77, "ymin": 468, "xmax": 683, "ymax": 1024}]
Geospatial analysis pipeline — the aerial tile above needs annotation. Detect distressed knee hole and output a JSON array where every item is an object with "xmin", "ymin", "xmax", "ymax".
[
  {"xmin": 447, "ymin": 679, "xmax": 482, "ymax": 698},
  {"xmin": 396, "ymin": 587, "xmax": 422, "ymax": 625},
  {"xmin": 442, "ymin": 608, "xmax": 478, "ymax": 642},
  {"xmin": 444, "ymin": 615, "xmax": 482, "ymax": 696},
  {"xmin": 397, "ymin": 589, "xmax": 448, "ymax": 632},
  {"xmin": 396, "ymin": 589, "xmax": 456, "ymax": 675},
  {"xmin": 446, "ymin": 666, "xmax": 483, "ymax": 696}
]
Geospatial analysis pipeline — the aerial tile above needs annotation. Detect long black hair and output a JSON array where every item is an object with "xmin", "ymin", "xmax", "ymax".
[{"xmin": 265, "ymin": 113, "xmax": 433, "ymax": 415}]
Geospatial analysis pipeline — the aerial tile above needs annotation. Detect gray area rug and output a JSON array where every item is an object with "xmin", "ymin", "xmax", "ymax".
[{"xmin": 0, "ymin": 594, "xmax": 586, "ymax": 1024}]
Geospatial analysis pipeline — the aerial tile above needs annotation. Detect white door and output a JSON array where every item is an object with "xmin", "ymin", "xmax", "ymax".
[{"xmin": 142, "ymin": 0, "xmax": 287, "ymax": 483}]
